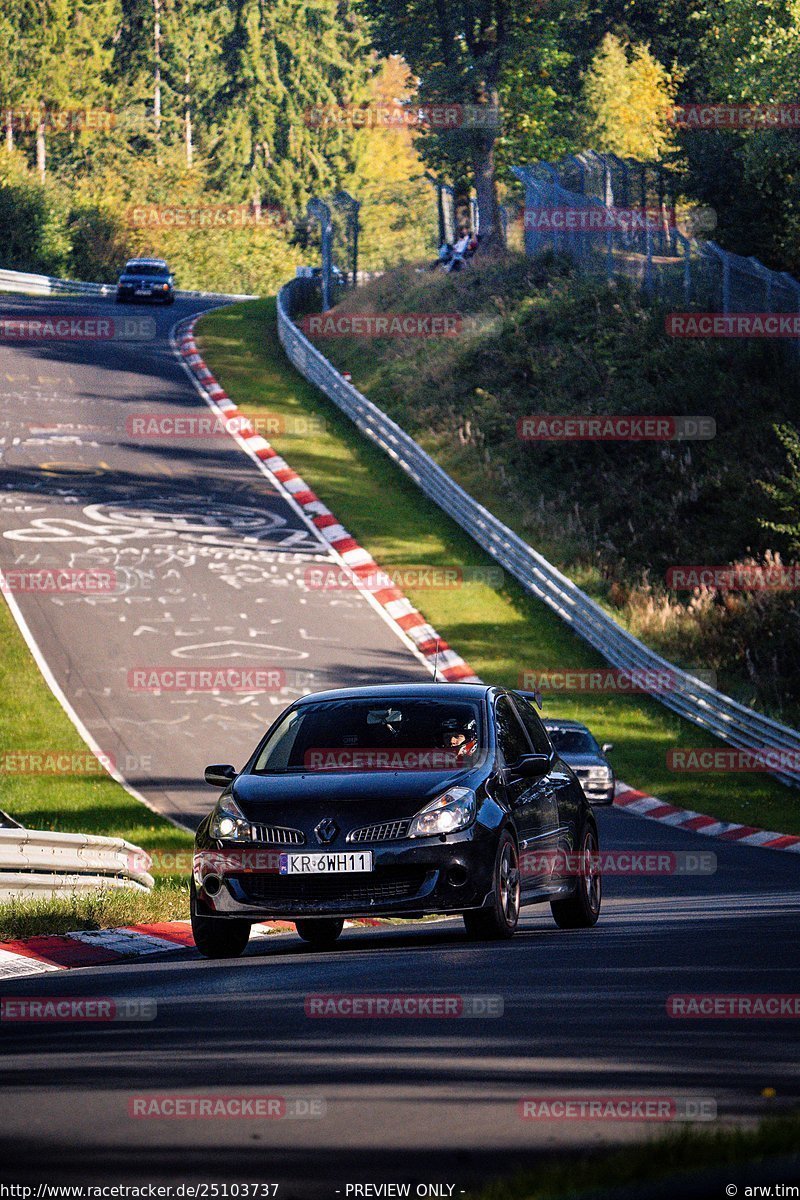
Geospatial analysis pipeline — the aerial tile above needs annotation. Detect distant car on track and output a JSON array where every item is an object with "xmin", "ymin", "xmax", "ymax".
[
  {"xmin": 116, "ymin": 258, "xmax": 175, "ymax": 304},
  {"xmin": 542, "ymin": 718, "xmax": 615, "ymax": 806},
  {"xmin": 191, "ymin": 683, "xmax": 602, "ymax": 958}
]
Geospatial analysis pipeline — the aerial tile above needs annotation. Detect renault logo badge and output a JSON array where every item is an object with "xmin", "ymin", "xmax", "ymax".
[{"xmin": 314, "ymin": 817, "xmax": 338, "ymax": 844}]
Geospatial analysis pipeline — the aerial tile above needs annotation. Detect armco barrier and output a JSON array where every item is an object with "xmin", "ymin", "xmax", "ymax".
[
  {"xmin": 0, "ymin": 266, "xmax": 255, "ymax": 302},
  {"xmin": 277, "ymin": 279, "xmax": 800, "ymax": 788},
  {"xmin": 0, "ymin": 827, "xmax": 154, "ymax": 901}
]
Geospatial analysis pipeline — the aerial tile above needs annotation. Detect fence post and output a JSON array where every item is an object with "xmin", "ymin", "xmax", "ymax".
[
  {"xmin": 748, "ymin": 257, "xmax": 773, "ymax": 313},
  {"xmin": 721, "ymin": 250, "xmax": 731, "ymax": 313},
  {"xmin": 333, "ymin": 190, "xmax": 361, "ymax": 287},
  {"xmin": 307, "ymin": 197, "xmax": 334, "ymax": 311},
  {"xmin": 470, "ymin": 195, "xmax": 479, "ymax": 234},
  {"xmin": 779, "ymin": 272, "xmax": 800, "ymax": 365},
  {"xmin": 644, "ymin": 223, "xmax": 654, "ymax": 294},
  {"xmin": 442, "ymin": 181, "xmax": 456, "ymax": 243},
  {"xmin": 657, "ymin": 164, "xmax": 671, "ymax": 255},
  {"xmin": 682, "ymin": 234, "xmax": 692, "ymax": 304},
  {"xmin": 425, "ymin": 173, "xmax": 447, "ymax": 247},
  {"xmin": 705, "ymin": 243, "xmax": 730, "ymax": 312}
]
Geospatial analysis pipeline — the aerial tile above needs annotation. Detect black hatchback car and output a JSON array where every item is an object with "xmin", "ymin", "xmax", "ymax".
[
  {"xmin": 192, "ymin": 683, "xmax": 602, "ymax": 957},
  {"xmin": 116, "ymin": 258, "xmax": 175, "ymax": 304}
]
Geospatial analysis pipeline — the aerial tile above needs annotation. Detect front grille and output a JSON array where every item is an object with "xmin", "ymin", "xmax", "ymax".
[
  {"xmin": 231, "ymin": 867, "xmax": 428, "ymax": 908},
  {"xmin": 347, "ymin": 819, "xmax": 411, "ymax": 843},
  {"xmin": 250, "ymin": 824, "xmax": 305, "ymax": 846}
]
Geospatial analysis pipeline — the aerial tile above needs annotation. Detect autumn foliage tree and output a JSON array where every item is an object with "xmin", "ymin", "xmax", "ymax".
[{"xmin": 584, "ymin": 34, "xmax": 678, "ymax": 160}]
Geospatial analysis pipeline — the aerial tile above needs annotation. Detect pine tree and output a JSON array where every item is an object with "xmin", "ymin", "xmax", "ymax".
[{"xmin": 208, "ymin": 0, "xmax": 368, "ymax": 215}]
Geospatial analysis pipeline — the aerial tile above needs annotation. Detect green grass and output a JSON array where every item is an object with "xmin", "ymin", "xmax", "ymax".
[
  {"xmin": 466, "ymin": 1112, "xmax": 799, "ymax": 1199},
  {"xmin": 0, "ymin": 880, "xmax": 190, "ymax": 942},
  {"xmin": 196, "ymin": 297, "xmax": 798, "ymax": 834},
  {"xmin": 0, "ymin": 585, "xmax": 193, "ymax": 939}
]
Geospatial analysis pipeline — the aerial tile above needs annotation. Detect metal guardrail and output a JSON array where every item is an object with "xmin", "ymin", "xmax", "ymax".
[
  {"xmin": 277, "ymin": 278, "xmax": 800, "ymax": 788},
  {"xmin": 0, "ymin": 827, "xmax": 154, "ymax": 902},
  {"xmin": 0, "ymin": 268, "xmax": 115, "ymax": 296},
  {"xmin": 0, "ymin": 267, "xmax": 256, "ymax": 302}
]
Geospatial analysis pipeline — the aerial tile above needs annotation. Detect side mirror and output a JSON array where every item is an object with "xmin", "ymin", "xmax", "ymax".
[
  {"xmin": 602, "ymin": 743, "xmax": 614, "ymax": 754},
  {"xmin": 508, "ymin": 753, "xmax": 551, "ymax": 779},
  {"xmin": 204, "ymin": 763, "xmax": 237, "ymax": 788}
]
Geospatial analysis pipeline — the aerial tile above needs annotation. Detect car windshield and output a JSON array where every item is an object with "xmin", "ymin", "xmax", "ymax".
[
  {"xmin": 547, "ymin": 727, "xmax": 599, "ymax": 755},
  {"xmin": 125, "ymin": 263, "xmax": 169, "ymax": 277},
  {"xmin": 251, "ymin": 698, "xmax": 484, "ymax": 774}
]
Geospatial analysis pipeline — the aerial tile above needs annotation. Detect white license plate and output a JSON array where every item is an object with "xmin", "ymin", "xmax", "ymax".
[
  {"xmin": 279, "ymin": 851, "xmax": 373, "ymax": 875},
  {"xmin": 135, "ymin": 287, "xmax": 151, "ymax": 295}
]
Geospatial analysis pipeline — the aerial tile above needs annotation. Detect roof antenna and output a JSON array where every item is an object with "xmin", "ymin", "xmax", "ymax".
[{"xmin": 433, "ymin": 638, "xmax": 440, "ymax": 683}]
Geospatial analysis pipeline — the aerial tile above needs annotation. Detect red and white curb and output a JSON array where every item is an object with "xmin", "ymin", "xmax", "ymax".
[
  {"xmin": 175, "ymin": 319, "xmax": 479, "ymax": 684},
  {"xmin": 614, "ymin": 784, "xmax": 800, "ymax": 852},
  {"xmin": 0, "ymin": 918, "xmax": 389, "ymax": 980}
]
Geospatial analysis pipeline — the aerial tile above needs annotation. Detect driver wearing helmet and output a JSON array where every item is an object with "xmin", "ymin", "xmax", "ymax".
[{"xmin": 441, "ymin": 716, "xmax": 478, "ymax": 759}]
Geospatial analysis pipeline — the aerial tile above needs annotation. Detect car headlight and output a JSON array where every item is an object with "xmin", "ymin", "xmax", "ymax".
[
  {"xmin": 586, "ymin": 767, "xmax": 612, "ymax": 784},
  {"xmin": 209, "ymin": 795, "xmax": 252, "ymax": 842},
  {"xmin": 408, "ymin": 786, "xmax": 476, "ymax": 838}
]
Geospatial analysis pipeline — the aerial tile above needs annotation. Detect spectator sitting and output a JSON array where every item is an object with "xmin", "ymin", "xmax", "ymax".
[
  {"xmin": 430, "ymin": 241, "xmax": 454, "ymax": 271},
  {"xmin": 446, "ymin": 228, "xmax": 472, "ymax": 272}
]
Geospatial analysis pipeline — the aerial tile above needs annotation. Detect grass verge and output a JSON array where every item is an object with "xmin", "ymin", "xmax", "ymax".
[
  {"xmin": 467, "ymin": 1112, "xmax": 799, "ymax": 1199},
  {"xmin": 195, "ymin": 297, "xmax": 797, "ymax": 834},
  {"xmin": 319, "ymin": 258, "xmax": 800, "ymax": 724},
  {"xmin": 0, "ymin": 880, "xmax": 189, "ymax": 942},
  {"xmin": 0, "ymin": 588, "xmax": 193, "ymax": 936}
]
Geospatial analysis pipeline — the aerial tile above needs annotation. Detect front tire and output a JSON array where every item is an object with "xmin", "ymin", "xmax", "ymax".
[
  {"xmin": 463, "ymin": 830, "xmax": 520, "ymax": 941},
  {"xmin": 550, "ymin": 819, "xmax": 601, "ymax": 929},
  {"xmin": 190, "ymin": 880, "xmax": 251, "ymax": 958},
  {"xmin": 295, "ymin": 918, "xmax": 344, "ymax": 948}
]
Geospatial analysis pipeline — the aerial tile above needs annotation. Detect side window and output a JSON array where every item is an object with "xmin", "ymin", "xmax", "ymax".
[
  {"xmin": 495, "ymin": 696, "xmax": 531, "ymax": 764},
  {"xmin": 511, "ymin": 695, "xmax": 552, "ymax": 755}
]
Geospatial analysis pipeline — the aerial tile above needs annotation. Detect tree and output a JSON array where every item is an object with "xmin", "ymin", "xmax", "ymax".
[
  {"xmin": 347, "ymin": 56, "xmax": 435, "ymax": 267},
  {"xmin": 584, "ymin": 33, "xmax": 678, "ymax": 160},
  {"xmin": 361, "ymin": 0, "xmax": 526, "ymax": 248},
  {"xmin": 702, "ymin": 0, "xmax": 800, "ymax": 102},
  {"xmin": 204, "ymin": 0, "xmax": 368, "ymax": 215},
  {"xmin": 680, "ymin": 0, "xmax": 800, "ymax": 273},
  {"xmin": 759, "ymin": 424, "xmax": 800, "ymax": 556},
  {"xmin": 0, "ymin": 8, "xmax": 25, "ymax": 153},
  {"xmin": 495, "ymin": 11, "xmax": 577, "ymax": 173}
]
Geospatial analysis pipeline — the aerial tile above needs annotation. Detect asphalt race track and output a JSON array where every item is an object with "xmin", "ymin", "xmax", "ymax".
[
  {"xmin": 0, "ymin": 294, "xmax": 799, "ymax": 1195},
  {"xmin": 0, "ymin": 294, "xmax": 430, "ymax": 827}
]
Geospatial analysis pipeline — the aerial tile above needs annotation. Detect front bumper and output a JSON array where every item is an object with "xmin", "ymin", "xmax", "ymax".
[
  {"xmin": 193, "ymin": 830, "xmax": 497, "ymax": 920},
  {"xmin": 582, "ymin": 785, "xmax": 614, "ymax": 806},
  {"xmin": 575, "ymin": 776, "xmax": 615, "ymax": 806}
]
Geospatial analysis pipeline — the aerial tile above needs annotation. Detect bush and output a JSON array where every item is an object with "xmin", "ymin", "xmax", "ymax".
[{"xmin": 0, "ymin": 179, "xmax": 72, "ymax": 275}]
